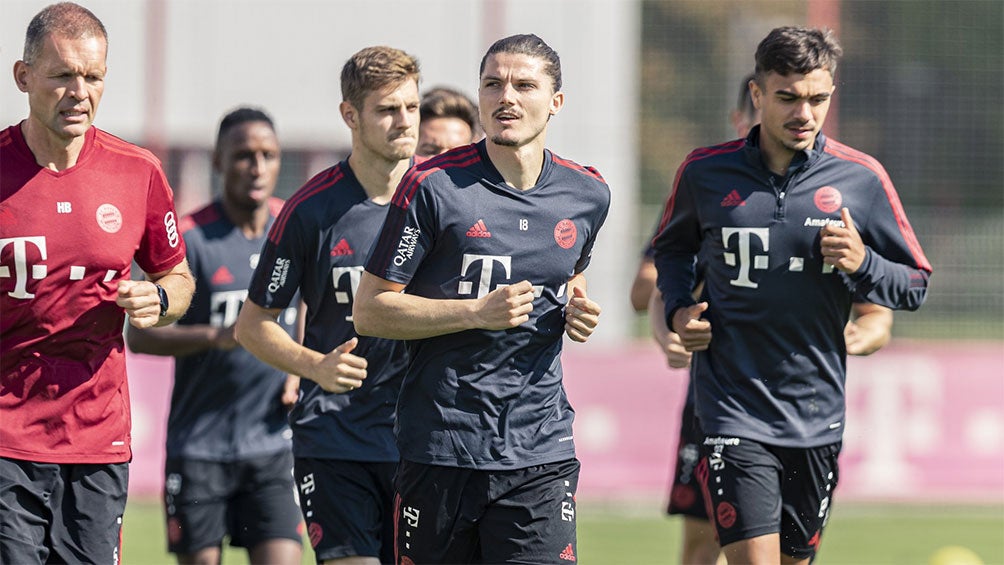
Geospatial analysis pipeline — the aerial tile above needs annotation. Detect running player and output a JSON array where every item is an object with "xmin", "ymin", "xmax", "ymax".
[
  {"xmin": 354, "ymin": 34, "xmax": 610, "ymax": 564},
  {"xmin": 653, "ymin": 27, "xmax": 931, "ymax": 564},
  {"xmin": 1, "ymin": 3, "xmax": 194, "ymax": 562},
  {"xmin": 235, "ymin": 46, "xmax": 420, "ymax": 565},
  {"xmin": 633, "ymin": 73, "xmax": 894, "ymax": 564},
  {"xmin": 127, "ymin": 108, "xmax": 303, "ymax": 565}
]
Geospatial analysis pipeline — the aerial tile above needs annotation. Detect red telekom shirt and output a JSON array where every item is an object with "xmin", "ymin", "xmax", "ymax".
[{"xmin": 0, "ymin": 123, "xmax": 186, "ymax": 464}]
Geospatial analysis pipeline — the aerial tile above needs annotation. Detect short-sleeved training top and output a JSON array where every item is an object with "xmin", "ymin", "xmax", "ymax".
[
  {"xmin": 366, "ymin": 141, "xmax": 611, "ymax": 470},
  {"xmin": 1, "ymin": 124, "xmax": 186, "ymax": 464},
  {"xmin": 247, "ymin": 160, "xmax": 410, "ymax": 462},
  {"xmin": 167, "ymin": 198, "xmax": 297, "ymax": 461}
]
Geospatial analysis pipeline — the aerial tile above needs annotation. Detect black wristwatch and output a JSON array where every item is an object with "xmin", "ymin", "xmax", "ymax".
[{"xmin": 155, "ymin": 284, "xmax": 169, "ymax": 317}]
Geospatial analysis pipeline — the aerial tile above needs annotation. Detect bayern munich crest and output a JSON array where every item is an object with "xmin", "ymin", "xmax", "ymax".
[
  {"xmin": 95, "ymin": 203, "xmax": 123, "ymax": 233},
  {"xmin": 813, "ymin": 186, "xmax": 842, "ymax": 214},
  {"xmin": 554, "ymin": 219, "xmax": 577, "ymax": 249}
]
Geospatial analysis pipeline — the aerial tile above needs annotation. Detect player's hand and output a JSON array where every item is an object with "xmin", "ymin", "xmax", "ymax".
[
  {"xmin": 117, "ymin": 280, "xmax": 162, "ymax": 329},
  {"xmin": 476, "ymin": 280, "xmax": 535, "ymax": 330},
  {"xmin": 212, "ymin": 324, "xmax": 240, "ymax": 351},
  {"xmin": 671, "ymin": 302, "xmax": 712, "ymax": 351},
  {"xmin": 565, "ymin": 285, "xmax": 601, "ymax": 342},
  {"xmin": 820, "ymin": 207, "xmax": 866, "ymax": 273},
  {"xmin": 281, "ymin": 375, "xmax": 300, "ymax": 408},
  {"xmin": 662, "ymin": 330, "xmax": 692, "ymax": 369},
  {"xmin": 306, "ymin": 337, "xmax": 367, "ymax": 393}
]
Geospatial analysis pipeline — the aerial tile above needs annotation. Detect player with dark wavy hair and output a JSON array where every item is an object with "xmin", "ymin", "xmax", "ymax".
[
  {"xmin": 355, "ymin": 33, "xmax": 609, "ymax": 564},
  {"xmin": 634, "ymin": 70, "xmax": 894, "ymax": 564},
  {"xmin": 654, "ymin": 26, "xmax": 930, "ymax": 564}
]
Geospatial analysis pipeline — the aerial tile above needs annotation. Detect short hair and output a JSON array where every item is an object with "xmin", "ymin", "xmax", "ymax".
[
  {"xmin": 480, "ymin": 34, "xmax": 562, "ymax": 92},
  {"xmin": 216, "ymin": 107, "xmax": 275, "ymax": 150},
  {"xmin": 753, "ymin": 26, "xmax": 843, "ymax": 85},
  {"xmin": 736, "ymin": 73, "xmax": 756, "ymax": 121},
  {"xmin": 23, "ymin": 2, "xmax": 107, "ymax": 64},
  {"xmin": 340, "ymin": 46, "xmax": 421, "ymax": 111},
  {"xmin": 420, "ymin": 87, "xmax": 479, "ymax": 134}
]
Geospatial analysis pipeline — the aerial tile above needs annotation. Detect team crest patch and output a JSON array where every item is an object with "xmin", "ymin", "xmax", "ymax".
[
  {"xmin": 554, "ymin": 219, "xmax": 577, "ymax": 249},
  {"xmin": 167, "ymin": 517, "xmax": 183, "ymax": 545},
  {"xmin": 308, "ymin": 522, "xmax": 323, "ymax": 548},
  {"xmin": 716, "ymin": 501, "xmax": 737, "ymax": 529},
  {"xmin": 96, "ymin": 204, "xmax": 123, "ymax": 233},
  {"xmin": 813, "ymin": 186, "xmax": 842, "ymax": 213}
]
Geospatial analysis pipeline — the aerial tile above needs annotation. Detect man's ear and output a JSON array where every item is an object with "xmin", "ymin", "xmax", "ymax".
[
  {"xmin": 549, "ymin": 91, "xmax": 565, "ymax": 117},
  {"xmin": 340, "ymin": 101, "xmax": 358, "ymax": 130},
  {"xmin": 13, "ymin": 60, "xmax": 30, "ymax": 93}
]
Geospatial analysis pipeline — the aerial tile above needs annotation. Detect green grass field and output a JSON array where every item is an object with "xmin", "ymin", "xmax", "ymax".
[{"xmin": 121, "ymin": 498, "xmax": 1004, "ymax": 564}]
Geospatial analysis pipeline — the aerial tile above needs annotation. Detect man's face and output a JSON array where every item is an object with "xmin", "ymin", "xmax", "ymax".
[
  {"xmin": 14, "ymin": 33, "xmax": 107, "ymax": 142},
  {"xmin": 478, "ymin": 52, "xmax": 563, "ymax": 149},
  {"xmin": 215, "ymin": 121, "xmax": 281, "ymax": 211},
  {"xmin": 752, "ymin": 69, "xmax": 834, "ymax": 156},
  {"xmin": 350, "ymin": 79, "xmax": 420, "ymax": 162},
  {"xmin": 417, "ymin": 117, "xmax": 473, "ymax": 157}
]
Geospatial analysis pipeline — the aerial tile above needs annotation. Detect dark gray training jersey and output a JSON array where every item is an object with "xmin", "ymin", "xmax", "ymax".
[
  {"xmin": 366, "ymin": 141, "xmax": 610, "ymax": 470},
  {"xmin": 653, "ymin": 127, "xmax": 931, "ymax": 448},
  {"xmin": 247, "ymin": 161, "xmax": 409, "ymax": 462},
  {"xmin": 168, "ymin": 199, "xmax": 296, "ymax": 461}
]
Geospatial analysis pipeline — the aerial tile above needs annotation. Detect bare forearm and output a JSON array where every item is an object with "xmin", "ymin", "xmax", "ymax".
[
  {"xmin": 846, "ymin": 304, "xmax": 893, "ymax": 356},
  {"xmin": 630, "ymin": 259, "xmax": 657, "ymax": 313},
  {"xmin": 648, "ymin": 289, "xmax": 671, "ymax": 349},
  {"xmin": 127, "ymin": 324, "xmax": 223, "ymax": 357},
  {"xmin": 150, "ymin": 266, "xmax": 195, "ymax": 326},
  {"xmin": 236, "ymin": 313, "xmax": 323, "ymax": 379},
  {"xmin": 354, "ymin": 290, "xmax": 480, "ymax": 340}
]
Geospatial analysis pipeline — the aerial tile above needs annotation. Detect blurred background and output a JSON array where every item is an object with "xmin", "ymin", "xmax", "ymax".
[{"xmin": 3, "ymin": 0, "xmax": 1001, "ymax": 561}]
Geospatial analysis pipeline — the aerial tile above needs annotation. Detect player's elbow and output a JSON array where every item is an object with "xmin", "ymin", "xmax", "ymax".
[
  {"xmin": 124, "ymin": 326, "xmax": 155, "ymax": 355},
  {"xmin": 351, "ymin": 301, "xmax": 380, "ymax": 337},
  {"xmin": 233, "ymin": 308, "xmax": 257, "ymax": 349}
]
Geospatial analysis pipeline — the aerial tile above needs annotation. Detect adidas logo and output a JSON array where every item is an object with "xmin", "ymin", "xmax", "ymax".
[
  {"xmin": 330, "ymin": 238, "xmax": 354, "ymax": 256},
  {"xmin": 720, "ymin": 189, "xmax": 746, "ymax": 207},
  {"xmin": 559, "ymin": 543, "xmax": 576, "ymax": 562},
  {"xmin": 210, "ymin": 266, "xmax": 235, "ymax": 285},
  {"xmin": 466, "ymin": 219, "xmax": 491, "ymax": 238}
]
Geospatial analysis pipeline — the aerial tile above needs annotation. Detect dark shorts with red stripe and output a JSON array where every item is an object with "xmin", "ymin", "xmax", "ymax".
[
  {"xmin": 164, "ymin": 450, "xmax": 303, "ymax": 554},
  {"xmin": 698, "ymin": 437, "xmax": 841, "ymax": 560},
  {"xmin": 0, "ymin": 457, "xmax": 127, "ymax": 564},
  {"xmin": 665, "ymin": 402, "xmax": 710, "ymax": 520},
  {"xmin": 394, "ymin": 458, "xmax": 580, "ymax": 564},
  {"xmin": 294, "ymin": 458, "xmax": 397, "ymax": 564}
]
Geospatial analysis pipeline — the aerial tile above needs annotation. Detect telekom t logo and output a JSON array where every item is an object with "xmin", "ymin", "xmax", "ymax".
[
  {"xmin": 332, "ymin": 266, "xmax": 364, "ymax": 321},
  {"xmin": 458, "ymin": 254, "xmax": 511, "ymax": 298},
  {"xmin": 721, "ymin": 227, "xmax": 769, "ymax": 288},
  {"xmin": 456, "ymin": 254, "xmax": 553, "ymax": 298},
  {"xmin": 210, "ymin": 290, "xmax": 248, "ymax": 328},
  {"xmin": 0, "ymin": 236, "xmax": 47, "ymax": 299}
]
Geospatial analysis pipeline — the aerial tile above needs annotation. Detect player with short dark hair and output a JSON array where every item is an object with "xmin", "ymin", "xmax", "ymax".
[
  {"xmin": 653, "ymin": 26, "xmax": 930, "ymax": 564},
  {"xmin": 417, "ymin": 86, "xmax": 480, "ymax": 157},
  {"xmin": 633, "ymin": 71, "xmax": 895, "ymax": 564},
  {"xmin": 1, "ymin": 3, "xmax": 194, "ymax": 562},
  {"xmin": 235, "ymin": 46, "xmax": 421, "ymax": 565},
  {"xmin": 127, "ymin": 107, "xmax": 303, "ymax": 565},
  {"xmin": 354, "ymin": 33, "xmax": 609, "ymax": 564}
]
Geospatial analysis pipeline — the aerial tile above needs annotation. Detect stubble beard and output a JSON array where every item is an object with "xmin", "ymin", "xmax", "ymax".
[{"xmin": 490, "ymin": 134, "xmax": 520, "ymax": 147}]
